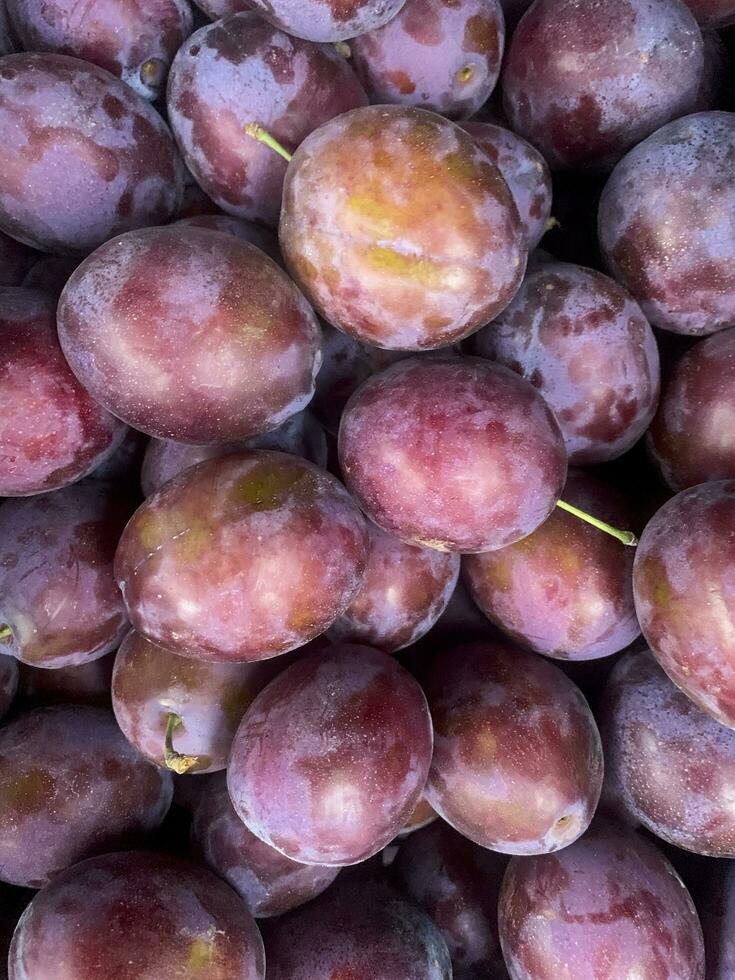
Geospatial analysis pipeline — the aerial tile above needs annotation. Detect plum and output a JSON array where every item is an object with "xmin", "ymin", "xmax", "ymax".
[
  {"xmin": 280, "ymin": 105, "xmax": 526, "ymax": 350},
  {"xmin": 246, "ymin": 0, "xmax": 409, "ymax": 42},
  {"xmin": 499, "ymin": 820, "xmax": 705, "ymax": 979},
  {"xmin": 0, "ymin": 288, "xmax": 126, "ymax": 496},
  {"xmin": 499, "ymin": 0, "xmax": 532, "ymax": 31},
  {"xmin": 9, "ymin": 851, "xmax": 265, "ymax": 979},
  {"xmin": 175, "ymin": 213, "xmax": 281, "ymax": 263},
  {"xmin": 262, "ymin": 880, "xmax": 451, "ymax": 978},
  {"xmin": 112, "ymin": 629, "xmax": 285, "ymax": 774},
  {"xmin": 423, "ymin": 640, "xmax": 603, "ymax": 854},
  {"xmin": 57, "ymin": 226, "xmax": 321, "ymax": 444},
  {"xmin": 227, "ymin": 644, "xmax": 432, "ymax": 865},
  {"xmin": 599, "ymin": 111, "xmax": 735, "ymax": 336},
  {"xmin": 633, "ymin": 481, "xmax": 735, "ymax": 729},
  {"xmin": 684, "ymin": 0, "xmax": 735, "ymax": 25},
  {"xmin": 192, "ymin": 773, "xmax": 339, "ymax": 916},
  {"xmin": 18, "ymin": 654, "xmax": 114, "ymax": 708},
  {"xmin": 0, "ymin": 706, "xmax": 172, "ymax": 888},
  {"xmin": 339, "ymin": 356, "xmax": 566, "ymax": 553},
  {"xmin": 167, "ymin": 13, "xmax": 367, "ymax": 227},
  {"xmin": 115, "ymin": 452, "xmax": 368, "ymax": 662},
  {"xmin": 647, "ymin": 326, "xmax": 735, "ymax": 489},
  {"xmin": 463, "ymin": 121, "xmax": 552, "ymax": 251},
  {"xmin": 399, "ymin": 794, "xmax": 438, "ymax": 836},
  {"xmin": 0, "ymin": 482, "xmax": 131, "ymax": 669},
  {"xmin": 193, "ymin": 0, "xmax": 251, "ymax": 16},
  {"xmin": 0, "ymin": 53, "xmax": 183, "ymax": 253},
  {"xmin": 4, "ymin": 0, "xmax": 193, "ymax": 100},
  {"xmin": 475, "ymin": 260, "xmax": 660, "ymax": 465},
  {"xmin": 462, "ymin": 471, "xmax": 640, "ymax": 662},
  {"xmin": 600, "ymin": 650, "xmax": 735, "ymax": 857},
  {"xmin": 393, "ymin": 820, "xmax": 508, "ymax": 976},
  {"xmin": 503, "ymin": 0, "xmax": 704, "ymax": 171},
  {"xmin": 140, "ymin": 410, "xmax": 327, "ymax": 497},
  {"xmin": 350, "ymin": 0, "xmax": 505, "ymax": 122},
  {"xmin": 328, "ymin": 521, "xmax": 460, "ymax": 652},
  {"xmin": 0, "ymin": 230, "xmax": 35, "ymax": 285}
]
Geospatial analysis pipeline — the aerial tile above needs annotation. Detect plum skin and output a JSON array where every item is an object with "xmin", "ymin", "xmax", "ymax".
[{"xmin": 246, "ymin": 0, "xmax": 410, "ymax": 43}]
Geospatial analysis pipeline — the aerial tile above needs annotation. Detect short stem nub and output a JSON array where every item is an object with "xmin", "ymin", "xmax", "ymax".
[
  {"xmin": 164, "ymin": 712, "xmax": 200, "ymax": 775},
  {"xmin": 0, "ymin": 625, "xmax": 11, "ymax": 643},
  {"xmin": 243, "ymin": 123, "xmax": 293, "ymax": 163},
  {"xmin": 556, "ymin": 499, "xmax": 638, "ymax": 547}
]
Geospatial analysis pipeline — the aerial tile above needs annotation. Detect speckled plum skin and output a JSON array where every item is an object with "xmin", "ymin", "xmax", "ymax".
[
  {"xmin": 58, "ymin": 226, "xmax": 321, "ymax": 444},
  {"xmin": 350, "ymin": 0, "xmax": 504, "ymax": 122},
  {"xmin": 140, "ymin": 410, "xmax": 327, "ymax": 497},
  {"xmin": 700, "ymin": 862, "xmax": 735, "ymax": 979},
  {"xmin": 262, "ymin": 880, "xmax": 452, "ymax": 978},
  {"xmin": 0, "ymin": 288, "xmax": 127, "ymax": 496},
  {"xmin": 599, "ymin": 112, "xmax": 735, "ymax": 336},
  {"xmin": 167, "ymin": 13, "xmax": 367, "ymax": 228},
  {"xmin": 0, "ymin": 232, "xmax": 34, "ymax": 285},
  {"xmin": 600, "ymin": 650, "xmax": 735, "ymax": 857},
  {"xmin": 281, "ymin": 105, "xmax": 526, "ymax": 351},
  {"xmin": 463, "ymin": 471, "xmax": 640, "ymax": 662},
  {"xmin": 247, "ymin": 0, "xmax": 409, "ymax": 42},
  {"xmin": 647, "ymin": 328, "xmax": 735, "ymax": 490},
  {"xmin": 475, "ymin": 261, "xmax": 660, "ymax": 465},
  {"xmin": 227, "ymin": 644, "xmax": 432, "ymax": 866},
  {"xmin": 0, "ymin": 53, "xmax": 183, "ymax": 254},
  {"xmin": 19, "ymin": 654, "xmax": 114, "ymax": 708},
  {"xmin": 0, "ymin": 706, "xmax": 172, "ymax": 888},
  {"xmin": 5, "ymin": 0, "xmax": 193, "ymax": 100},
  {"xmin": 424, "ymin": 641, "xmax": 603, "ymax": 855},
  {"xmin": 175, "ymin": 213, "xmax": 281, "ymax": 264},
  {"xmin": 328, "ymin": 522, "xmax": 460, "ymax": 652},
  {"xmin": 0, "ymin": 483, "xmax": 131, "ymax": 669},
  {"xmin": 499, "ymin": 820, "xmax": 705, "ymax": 980},
  {"xmin": 684, "ymin": 0, "xmax": 735, "ymax": 25},
  {"xmin": 115, "ymin": 452, "xmax": 368, "ymax": 663},
  {"xmin": 506, "ymin": 0, "xmax": 703, "ymax": 171},
  {"xmin": 633, "ymin": 481, "xmax": 735, "ymax": 729},
  {"xmin": 463, "ymin": 121, "xmax": 552, "ymax": 251},
  {"xmin": 339, "ymin": 356, "xmax": 567, "ymax": 553},
  {"xmin": 192, "ymin": 774, "xmax": 339, "ymax": 917},
  {"xmin": 112, "ymin": 630, "xmax": 282, "ymax": 774},
  {"xmin": 9, "ymin": 852, "xmax": 265, "ymax": 980},
  {"xmin": 0, "ymin": 654, "xmax": 17, "ymax": 719},
  {"xmin": 393, "ymin": 820, "xmax": 508, "ymax": 976}
]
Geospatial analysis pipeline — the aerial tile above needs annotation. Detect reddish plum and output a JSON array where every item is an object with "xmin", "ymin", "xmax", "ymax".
[
  {"xmin": 58, "ymin": 226, "xmax": 321, "ymax": 444},
  {"xmin": 167, "ymin": 13, "xmax": 367, "ymax": 227},
  {"xmin": 0, "ymin": 706, "xmax": 172, "ymax": 888},
  {"xmin": 600, "ymin": 650, "xmax": 735, "ymax": 857},
  {"xmin": 115, "ymin": 452, "xmax": 368, "ymax": 662},
  {"xmin": 400, "ymin": 794, "xmax": 438, "ymax": 836},
  {"xmin": 175, "ymin": 213, "xmax": 280, "ymax": 263},
  {"xmin": 463, "ymin": 121, "xmax": 552, "ymax": 251},
  {"xmin": 0, "ymin": 288, "xmax": 126, "ymax": 496},
  {"xmin": 499, "ymin": 820, "xmax": 705, "ymax": 979},
  {"xmin": 328, "ymin": 521, "xmax": 460, "ymax": 652},
  {"xmin": 684, "ymin": 0, "xmax": 735, "ymax": 25},
  {"xmin": 647, "ymin": 326, "xmax": 735, "ymax": 490},
  {"xmin": 281, "ymin": 105, "xmax": 526, "ymax": 350},
  {"xmin": 0, "ymin": 231, "xmax": 34, "ymax": 285},
  {"xmin": 393, "ymin": 820, "xmax": 508, "ymax": 976},
  {"xmin": 339, "ymin": 356, "xmax": 567, "ymax": 553},
  {"xmin": 0, "ymin": 482, "xmax": 131, "ymax": 669},
  {"xmin": 462, "ymin": 471, "xmax": 640, "ymax": 661},
  {"xmin": 9, "ymin": 851, "xmax": 265, "ymax": 980},
  {"xmin": 18, "ymin": 654, "xmax": 114, "ymax": 708},
  {"xmin": 599, "ymin": 112, "xmax": 735, "ymax": 336},
  {"xmin": 140, "ymin": 410, "xmax": 327, "ymax": 497},
  {"xmin": 503, "ymin": 0, "xmax": 704, "ymax": 171},
  {"xmin": 475, "ymin": 261, "xmax": 660, "ymax": 464},
  {"xmin": 192, "ymin": 774, "xmax": 339, "ymax": 916},
  {"xmin": 262, "ymin": 880, "xmax": 451, "ymax": 978},
  {"xmin": 700, "ymin": 862, "xmax": 735, "ymax": 979},
  {"xmin": 350, "ymin": 0, "xmax": 505, "ymax": 122},
  {"xmin": 5, "ymin": 0, "xmax": 193, "ymax": 100},
  {"xmin": 423, "ymin": 640, "xmax": 603, "ymax": 854},
  {"xmin": 227, "ymin": 644, "xmax": 432, "ymax": 865},
  {"xmin": 247, "ymin": 0, "xmax": 409, "ymax": 42},
  {"xmin": 633, "ymin": 481, "xmax": 735, "ymax": 729},
  {"xmin": 0, "ymin": 53, "xmax": 183, "ymax": 253},
  {"xmin": 112, "ymin": 629, "xmax": 281, "ymax": 773},
  {"xmin": 0, "ymin": 654, "xmax": 17, "ymax": 719}
]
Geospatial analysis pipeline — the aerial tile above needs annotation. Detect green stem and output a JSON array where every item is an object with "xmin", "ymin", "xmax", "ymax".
[
  {"xmin": 556, "ymin": 499, "xmax": 638, "ymax": 547},
  {"xmin": 0, "ymin": 625, "xmax": 11, "ymax": 642},
  {"xmin": 243, "ymin": 123, "xmax": 293, "ymax": 163},
  {"xmin": 163, "ymin": 712, "xmax": 199, "ymax": 775}
]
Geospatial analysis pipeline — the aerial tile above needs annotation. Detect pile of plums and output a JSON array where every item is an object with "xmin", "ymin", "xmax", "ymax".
[{"xmin": 2, "ymin": 0, "xmax": 735, "ymax": 976}]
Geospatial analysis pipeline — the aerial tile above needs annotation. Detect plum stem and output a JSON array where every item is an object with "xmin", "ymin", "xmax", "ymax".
[
  {"xmin": 244, "ymin": 124, "xmax": 293, "ymax": 163},
  {"xmin": 556, "ymin": 499, "xmax": 638, "ymax": 547},
  {"xmin": 164, "ymin": 712, "xmax": 199, "ymax": 775},
  {"xmin": 0, "ymin": 625, "xmax": 11, "ymax": 642}
]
